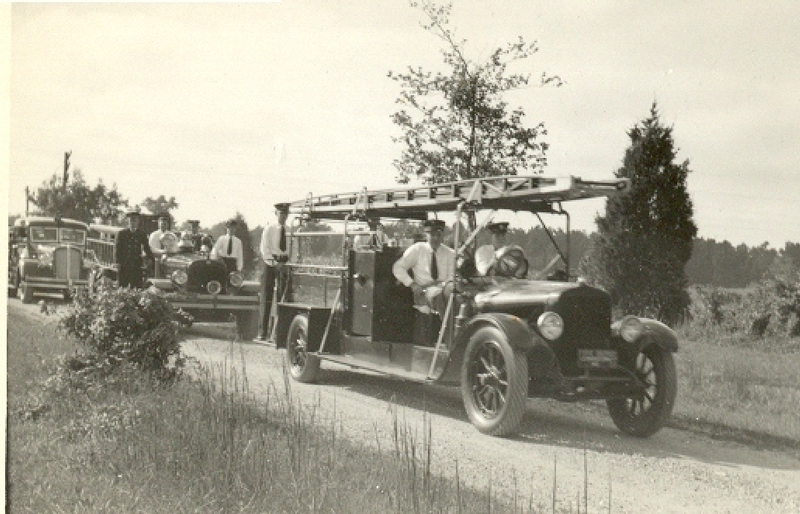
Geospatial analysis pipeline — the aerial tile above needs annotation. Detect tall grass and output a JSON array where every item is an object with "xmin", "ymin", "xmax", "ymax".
[
  {"xmin": 673, "ymin": 323, "xmax": 800, "ymax": 445},
  {"xmin": 9, "ymin": 307, "xmax": 560, "ymax": 513}
]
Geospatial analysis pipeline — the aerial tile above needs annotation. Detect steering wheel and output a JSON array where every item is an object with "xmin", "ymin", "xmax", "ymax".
[
  {"xmin": 493, "ymin": 245, "xmax": 529, "ymax": 279},
  {"xmin": 160, "ymin": 232, "xmax": 180, "ymax": 253}
]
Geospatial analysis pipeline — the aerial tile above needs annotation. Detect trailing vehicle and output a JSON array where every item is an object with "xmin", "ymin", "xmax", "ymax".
[
  {"xmin": 86, "ymin": 218, "xmax": 261, "ymax": 338},
  {"xmin": 269, "ymin": 174, "xmax": 679, "ymax": 437},
  {"xmin": 8, "ymin": 216, "xmax": 91, "ymax": 303}
]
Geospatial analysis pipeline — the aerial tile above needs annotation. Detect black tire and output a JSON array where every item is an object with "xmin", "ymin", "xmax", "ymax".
[
  {"xmin": 285, "ymin": 313, "xmax": 321, "ymax": 383},
  {"xmin": 236, "ymin": 310, "xmax": 260, "ymax": 341},
  {"xmin": 607, "ymin": 345, "xmax": 677, "ymax": 437},
  {"xmin": 19, "ymin": 281, "xmax": 34, "ymax": 304},
  {"xmin": 461, "ymin": 326, "xmax": 528, "ymax": 436},
  {"xmin": 8, "ymin": 271, "xmax": 19, "ymax": 297}
]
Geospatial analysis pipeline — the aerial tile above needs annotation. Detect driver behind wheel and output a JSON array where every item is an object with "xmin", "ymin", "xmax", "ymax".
[
  {"xmin": 475, "ymin": 221, "xmax": 528, "ymax": 278},
  {"xmin": 475, "ymin": 221, "xmax": 509, "ymax": 276}
]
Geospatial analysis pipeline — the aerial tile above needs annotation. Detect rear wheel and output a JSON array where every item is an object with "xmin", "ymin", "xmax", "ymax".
[
  {"xmin": 285, "ymin": 313, "xmax": 321, "ymax": 383},
  {"xmin": 607, "ymin": 345, "xmax": 677, "ymax": 437},
  {"xmin": 461, "ymin": 326, "xmax": 528, "ymax": 436}
]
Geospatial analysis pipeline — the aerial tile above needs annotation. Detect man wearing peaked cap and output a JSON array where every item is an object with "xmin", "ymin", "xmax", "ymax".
[
  {"xmin": 149, "ymin": 214, "xmax": 172, "ymax": 258},
  {"xmin": 211, "ymin": 218, "xmax": 243, "ymax": 272},
  {"xmin": 115, "ymin": 206, "xmax": 153, "ymax": 288},
  {"xmin": 256, "ymin": 203, "xmax": 292, "ymax": 341},
  {"xmin": 392, "ymin": 218, "xmax": 455, "ymax": 315},
  {"xmin": 475, "ymin": 221, "xmax": 511, "ymax": 276}
]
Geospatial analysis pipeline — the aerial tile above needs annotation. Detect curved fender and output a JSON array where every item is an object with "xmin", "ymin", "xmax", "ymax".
[
  {"xmin": 17, "ymin": 258, "xmax": 37, "ymax": 277},
  {"xmin": 438, "ymin": 312, "xmax": 545, "ymax": 384},
  {"xmin": 147, "ymin": 277, "xmax": 175, "ymax": 292},
  {"xmin": 613, "ymin": 317, "xmax": 679, "ymax": 353}
]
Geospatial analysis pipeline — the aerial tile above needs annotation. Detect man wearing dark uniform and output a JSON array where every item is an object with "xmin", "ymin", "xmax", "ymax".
[{"xmin": 115, "ymin": 206, "xmax": 154, "ymax": 288}]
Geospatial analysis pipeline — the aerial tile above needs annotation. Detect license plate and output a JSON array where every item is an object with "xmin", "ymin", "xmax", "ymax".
[{"xmin": 578, "ymin": 349, "xmax": 618, "ymax": 369}]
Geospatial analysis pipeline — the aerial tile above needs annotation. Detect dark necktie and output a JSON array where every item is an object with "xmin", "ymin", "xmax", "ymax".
[
  {"xmin": 430, "ymin": 250, "xmax": 438, "ymax": 281},
  {"xmin": 279, "ymin": 225, "xmax": 286, "ymax": 252},
  {"xmin": 227, "ymin": 235, "xmax": 233, "ymax": 255}
]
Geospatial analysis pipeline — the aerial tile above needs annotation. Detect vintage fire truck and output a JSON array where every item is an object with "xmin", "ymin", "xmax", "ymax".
[
  {"xmin": 86, "ymin": 217, "xmax": 261, "ymax": 338},
  {"xmin": 8, "ymin": 216, "xmax": 91, "ymax": 303},
  {"xmin": 268, "ymin": 174, "xmax": 679, "ymax": 437}
]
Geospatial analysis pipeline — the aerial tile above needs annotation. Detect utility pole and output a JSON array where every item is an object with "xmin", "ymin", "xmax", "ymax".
[
  {"xmin": 63, "ymin": 150, "xmax": 72, "ymax": 189},
  {"xmin": 25, "ymin": 186, "xmax": 30, "ymax": 216}
]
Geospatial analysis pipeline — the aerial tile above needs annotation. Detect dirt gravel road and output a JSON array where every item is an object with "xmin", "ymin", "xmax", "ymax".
[
  {"xmin": 179, "ymin": 324, "xmax": 800, "ymax": 513},
  {"xmin": 12, "ymin": 299, "xmax": 800, "ymax": 513}
]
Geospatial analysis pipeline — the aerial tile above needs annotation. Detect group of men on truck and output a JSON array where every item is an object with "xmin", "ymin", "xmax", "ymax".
[{"xmin": 110, "ymin": 200, "xmax": 521, "ymax": 342}]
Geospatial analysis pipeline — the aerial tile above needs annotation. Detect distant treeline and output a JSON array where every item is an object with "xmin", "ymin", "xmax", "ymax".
[
  {"xmin": 483, "ymin": 228, "xmax": 799, "ymax": 288},
  {"xmin": 247, "ymin": 221, "xmax": 798, "ymax": 289}
]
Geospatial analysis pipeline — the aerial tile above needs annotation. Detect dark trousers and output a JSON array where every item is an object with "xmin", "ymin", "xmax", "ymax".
[
  {"xmin": 257, "ymin": 264, "xmax": 279, "ymax": 339},
  {"xmin": 118, "ymin": 265, "xmax": 144, "ymax": 289}
]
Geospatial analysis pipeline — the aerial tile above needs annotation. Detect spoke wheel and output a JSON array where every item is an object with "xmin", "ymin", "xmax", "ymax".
[
  {"xmin": 285, "ymin": 313, "xmax": 321, "ymax": 383},
  {"xmin": 607, "ymin": 345, "xmax": 677, "ymax": 437},
  {"xmin": 461, "ymin": 326, "xmax": 528, "ymax": 436}
]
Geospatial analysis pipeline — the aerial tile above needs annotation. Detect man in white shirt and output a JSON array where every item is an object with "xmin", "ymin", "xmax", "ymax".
[
  {"xmin": 392, "ymin": 219, "xmax": 455, "ymax": 314},
  {"xmin": 148, "ymin": 215, "xmax": 172, "ymax": 276},
  {"xmin": 256, "ymin": 203, "xmax": 291, "ymax": 341},
  {"xmin": 210, "ymin": 218, "xmax": 243, "ymax": 272},
  {"xmin": 148, "ymin": 215, "xmax": 171, "ymax": 257},
  {"xmin": 475, "ymin": 221, "xmax": 509, "ymax": 276}
]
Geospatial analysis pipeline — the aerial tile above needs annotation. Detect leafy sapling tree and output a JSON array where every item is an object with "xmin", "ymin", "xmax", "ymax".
[
  {"xmin": 583, "ymin": 103, "xmax": 697, "ymax": 325},
  {"xmin": 142, "ymin": 195, "xmax": 179, "ymax": 216},
  {"xmin": 389, "ymin": 0, "xmax": 561, "ymax": 184},
  {"xmin": 29, "ymin": 169, "xmax": 128, "ymax": 223}
]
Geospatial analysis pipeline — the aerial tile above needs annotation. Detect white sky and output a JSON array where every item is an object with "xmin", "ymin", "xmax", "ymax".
[{"xmin": 5, "ymin": 1, "xmax": 799, "ymax": 248}]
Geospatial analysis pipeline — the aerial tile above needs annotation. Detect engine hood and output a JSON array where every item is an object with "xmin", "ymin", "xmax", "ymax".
[
  {"xmin": 163, "ymin": 252, "xmax": 212, "ymax": 268},
  {"xmin": 473, "ymin": 279, "xmax": 592, "ymax": 310}
]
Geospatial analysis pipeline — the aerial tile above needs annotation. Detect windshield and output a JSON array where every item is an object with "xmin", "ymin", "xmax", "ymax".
[
  {"xmin": 60, "ymin": 228, "xmax": 86, "ymax": 244},
  {"xmin": 29, "ymin": 226, "xmax": 58, "ymax": 242}
]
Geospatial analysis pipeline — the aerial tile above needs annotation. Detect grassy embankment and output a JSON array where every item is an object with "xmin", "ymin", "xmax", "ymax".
[
  {"xmin": 6, "ymin": 307, "xmax": 547, "ymax": 513},
  {"xmin": 672, "ymin": 325, "xmax": 800, "ymax": 447}
]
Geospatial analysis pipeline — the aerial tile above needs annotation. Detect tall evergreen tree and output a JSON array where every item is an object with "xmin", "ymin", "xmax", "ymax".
[{"xmin": 583, "ymin": 103, "xmax": 697, "ymax": 324}]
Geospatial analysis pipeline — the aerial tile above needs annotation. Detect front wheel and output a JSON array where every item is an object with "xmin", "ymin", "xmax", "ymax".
[
  {"xmin": 461, "ymin": 326, "xmax": 528, "ymax": 436},
  {"xmin": 18, "ymin": 280, "xmax": 34, "ymax": 304},
  {"xmin": 285, "ymin": 313, "xmax": 321, "ymax": 383},
  {"xmin": 607, "ymin": 345, "xmax": 677, "ymax": 437},
  {"xmin": 8, "ymin": 271, "xmax": 19, "ymax": 297}
]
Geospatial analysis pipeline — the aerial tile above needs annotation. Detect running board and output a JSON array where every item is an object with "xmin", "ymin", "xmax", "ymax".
[{"xmin": 317, "ymin": 345, "xmax": 450, "ymax": 382}]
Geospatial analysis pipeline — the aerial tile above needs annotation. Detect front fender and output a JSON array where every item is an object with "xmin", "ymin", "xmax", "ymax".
[
  {"xmin": 438, "ymin": 312, "xmax": 543, "ymax": 384},
  {"xmin": 147, "ymin": 278, "xmax": 175, "ymax": 292},
  {"xmin": 17, "ymin": 258, "xmax": 39, "ymax": 278},
  {"xmin": 612, "ymin": 317, "xmax": 679, "ymax": 353}
]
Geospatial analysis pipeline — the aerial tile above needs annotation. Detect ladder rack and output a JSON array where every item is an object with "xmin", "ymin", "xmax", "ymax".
[{"xmin": 288, "ymin": 175, "xmax": 630, "ymax": 220}]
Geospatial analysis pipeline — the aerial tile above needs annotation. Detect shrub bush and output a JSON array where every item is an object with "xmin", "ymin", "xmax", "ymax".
[
  {"xmin": 60, "ymin": 286, "xmax": 192, "ymax": 383},
  {"xmin": 687, "ymin": 270, "xmax": 800, "ymax": 340}
]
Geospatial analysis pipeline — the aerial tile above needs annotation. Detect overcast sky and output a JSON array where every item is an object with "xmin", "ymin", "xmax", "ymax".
[{"xmin": 6, "ymin": 1, "xmax": 799, "ymax": 248}]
